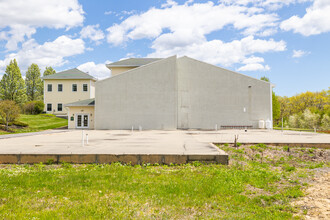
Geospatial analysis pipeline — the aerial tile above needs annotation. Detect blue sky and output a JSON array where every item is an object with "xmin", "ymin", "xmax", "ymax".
[{"xmin": 0, "ymin": 0, "xmax": 329, "ymax": 96}]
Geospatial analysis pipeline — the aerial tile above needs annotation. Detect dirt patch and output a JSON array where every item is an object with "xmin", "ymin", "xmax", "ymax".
[{"xmin": 293, "ymin": 167, "xmax": 330, "ymax": 219}]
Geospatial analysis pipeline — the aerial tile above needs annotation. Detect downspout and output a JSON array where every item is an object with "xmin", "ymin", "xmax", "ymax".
[{"xmin": 270, "ymin": 83, "xmax": 274, "ymax": 129}]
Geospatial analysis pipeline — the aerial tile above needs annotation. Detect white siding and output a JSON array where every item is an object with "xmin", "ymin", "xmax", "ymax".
[{"xmin": 95, "ymin": 56, "xmax": 177, "ymax": 129}]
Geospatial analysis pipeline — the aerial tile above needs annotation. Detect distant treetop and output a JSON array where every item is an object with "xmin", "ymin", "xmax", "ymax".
[
  {"xmin": 260, "ymin": 76, "xmax": 270, "ymax": 82},
  {"xmin": 43, "ymin": 66, "xmax": 56, "ymax": 77}
]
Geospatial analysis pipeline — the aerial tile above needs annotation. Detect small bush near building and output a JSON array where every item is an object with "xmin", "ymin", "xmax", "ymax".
[{"xmin": 23, "ymin": 101, "xmax": 44, "ymax": 115}]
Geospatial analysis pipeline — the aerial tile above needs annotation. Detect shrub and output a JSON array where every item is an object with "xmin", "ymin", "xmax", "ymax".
[
  {"xmin": 34, "ymin": 101, "xmax": 44, "ymax": 114},
  {"xmin": 23, "ymin": 101, "xmax": 44, "ymax": 115},
  {"xmin": 321, "ymin": 114, "xmax": 330, "ymax": 130},
  {"xmin": 288, "ymin": 114, "xmax": 300, "ymax": 128},
  {"xmin": 299, "ymin": 109, "xmax": 320, "ymax": 129},
  {"xmin": 0, "ymin": 100, "xmax": 20, "ymax": 131},
  {"xmin": 23, "ymin": 101, "xmax": 34, "ymax": 114},
  {"xmin": 288, "ymin": 109, "xmax": 321, "ymax": 129}
]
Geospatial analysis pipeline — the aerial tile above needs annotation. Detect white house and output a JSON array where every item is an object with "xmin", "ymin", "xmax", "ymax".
[{"xmin": 42, "ymin": 68, "xmax": 96, "ymax": 116}]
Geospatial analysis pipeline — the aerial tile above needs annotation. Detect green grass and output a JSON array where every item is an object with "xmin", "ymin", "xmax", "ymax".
[
  {"xmin": 273, "ymin": 127, "xmax": 314, "ymax": 132},
  {"xmin": 0, "ymin": 145, "xmax": 328, "ymax": 219},
  {"xmin": 0, "ymin": 114, "xmax": 67, "ymax": 135}
]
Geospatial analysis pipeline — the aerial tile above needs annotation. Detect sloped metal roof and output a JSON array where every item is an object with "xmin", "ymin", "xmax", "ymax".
[
  {"xmin": 65, "ymin": 98, "xmax": 95, "ymax": 107},
  {"xmin": 106, "ymin": 58, "xmax": 162, "ymax": 67},
  {"xmin": 42, "ymin": 68, "xmax": 97, "ymax": 80}
]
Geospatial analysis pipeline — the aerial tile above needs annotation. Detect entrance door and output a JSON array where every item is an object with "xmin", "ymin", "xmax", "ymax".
[{"xmin": 76, "ymin": 114, "xmax": 89, "ymax": 129}]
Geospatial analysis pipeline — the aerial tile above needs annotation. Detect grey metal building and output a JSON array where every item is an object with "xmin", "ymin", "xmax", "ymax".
[{"xmin": 95, "ymin": 56, "xmax": 273, "ymax": 130}]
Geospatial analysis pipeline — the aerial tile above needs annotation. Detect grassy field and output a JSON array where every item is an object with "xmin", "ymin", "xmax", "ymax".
[
  {"xmin": 0, "ymin": 145, "xmax": 328, "ymax": 219},
  {"xmin": 273, "ymin": 127, "xmax": 314, "ymax": 132},
  {"xmin": 0, "ymin": 114, "xmax": 67, "ymax": 135},
  {"xmin": 273, "ymin": 127, "xmax": 330, "ymax": 134}
]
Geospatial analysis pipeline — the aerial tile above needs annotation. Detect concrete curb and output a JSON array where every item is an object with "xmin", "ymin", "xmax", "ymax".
[{"xmin": 0, "ymin": 153, "xmax": 228, "ymax": 165}]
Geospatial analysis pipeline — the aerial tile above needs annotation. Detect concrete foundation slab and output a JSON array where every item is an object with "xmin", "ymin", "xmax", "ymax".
[
  {"xmin": 0, "ymin": 130, "xmax": 227, "ymax": 164},
  {"xmin": 0, "ymin": 129, "xmax": 328, "ymax": 165}
]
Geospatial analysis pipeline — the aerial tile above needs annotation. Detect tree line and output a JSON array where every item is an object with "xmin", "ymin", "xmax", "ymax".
[
  {"xmin": 0, "ymin": 59, "xmax": 56, "ymax": 130},
  {"xmin": 261, "ymin": 76, "xmax": 329, "ymax": 130},
  {"xmin": 277, "ymin": 89, "xmax": 330, "ymax": 130},
  {"xmin": 0, "ymin": 59, "xmax": 56, "ymax": 104}
]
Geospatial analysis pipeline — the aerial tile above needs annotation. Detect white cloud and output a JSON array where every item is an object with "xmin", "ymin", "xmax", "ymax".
[
  {"xmin": 148, "ymin": 36, "xmax": 286, "ymax": 67},
  {"xmin": 238, "ymin": 56, "xmax": 270, "ymax": 71},
  {"xmin": 121, "ymin": 10, "xmax": 136, "ymax": 15},
  {"xmin": 292, "ymin": 49, "xmax": 310, "ymax": 58},
  {"xmin": 281, "ymin": 0, "xmax": 330, "ymax": 36},
  {"xmin": 238, "ymin": 63, "xmax": 270, "ymax": 71},
  {"xmin": 223, "ymin": 0, "xmax": 311, "ymax": 10},
  {"xmin": 105, "ymin": 1, "xmax": 291, "ymax": 70},
  {"xmin": 0, "ymin": 35, "xmax": 85, "ymax": 74},
  {"xmin": 256, "ymin": 28, "xmax": 278, "ymax": 37},
  {"xmin": 242, "ymin": 56, "xmax": 265, "ymax": 64},
  {"xmin": 161, "ymin": 0, "xmax": 178, "ymax": 8},
  {"xmin": 77, "ymin": 61, "xmax": 110, "ymax": 79},
  {"xmin": 0, "ymin": 0, "xmax": 84, "ymax": 50},
  {"xmin": 80, "ymin": 24, "xmax": 105, "ymax": 44},
  {"xmin": 106, "ymin": 24, "xmax": 127, "ymax": 46},
  {"xmin": 106, "ymin": 1, "xmax": 278, "ymax": 46},
  {"xmin": 104, "ymin": 11, "xmax": 113, "ymax": 15}
]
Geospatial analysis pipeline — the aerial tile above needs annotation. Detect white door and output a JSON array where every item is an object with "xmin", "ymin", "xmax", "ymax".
[{"xmin": 76, "ymin": 114, "xmax": 89, "ymax": 129}]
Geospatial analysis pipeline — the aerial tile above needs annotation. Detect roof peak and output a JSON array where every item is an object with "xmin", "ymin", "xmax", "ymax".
[
  {"xmin": 42, "ymin": 68, "xmax": 97, "ymax": 80},
  {"xmin": 107, "ymin": 58, "xmax": 163, "ymax": 68}
]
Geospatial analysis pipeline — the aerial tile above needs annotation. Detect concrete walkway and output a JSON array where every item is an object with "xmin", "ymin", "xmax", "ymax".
[{"xmin": 0, "ymin": 129, "xmax": 69, "ymax": 139}]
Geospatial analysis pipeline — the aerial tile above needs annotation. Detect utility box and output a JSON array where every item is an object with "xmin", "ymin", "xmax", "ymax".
[{"xmin": 258, "ymin": 120, "xmax": 265, "ymax": 129}]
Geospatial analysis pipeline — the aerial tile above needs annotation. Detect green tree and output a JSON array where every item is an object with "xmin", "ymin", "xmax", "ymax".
[
  {"xmin": 321, "ymin": 114, "xmax": 330, "ymax": 130},
  {"xmin": 0, "ymin": 59, "xmax": 27, "ymax": 104},
  {"xmin": 273, "ymin": 92, "xmax": 280, "ymax": 123},
  {"xmin": 260, "ymin": 76, "xmax": 269, "ymax": 82},
  {"xmin": 0, "ymin": 100, "xmax": 20, "ymax": 131},
  {"xmin": 25, "ymin": 64, "xmax": 43, "ymax": 101},
  {"xmin": 43, "ymin": 66, "xmax": 56, "ymax": 76},
  {"xmin": 299, "ymin": 109, "xmax": 320, "ymax": 129},
  {"xmin": 260, "ymin": 76, "xmax": 280, "ymax": 125}
]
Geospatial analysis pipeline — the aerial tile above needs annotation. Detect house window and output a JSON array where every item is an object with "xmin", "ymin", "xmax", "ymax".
[
  {"xmin": 47, "ymin": 84, "xmax": 52, "ymax": 92},
  {"xmin": 58, "ymin": 84, "xmax": 63, "ymax": 92},
  {"xmin": 72, "ymin": 84, "xmax": 77, "ymax": 92},
  {"xmin": 83, "ymin": 84, "xmax": 88, "ymax": 92},
  {"xmin": 47, "ymin": 103, "xmax": 52, "ymax": 111},
  {"xmin": 57, "ymin": 103, "xmax": 63, "ymax": 112}
]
